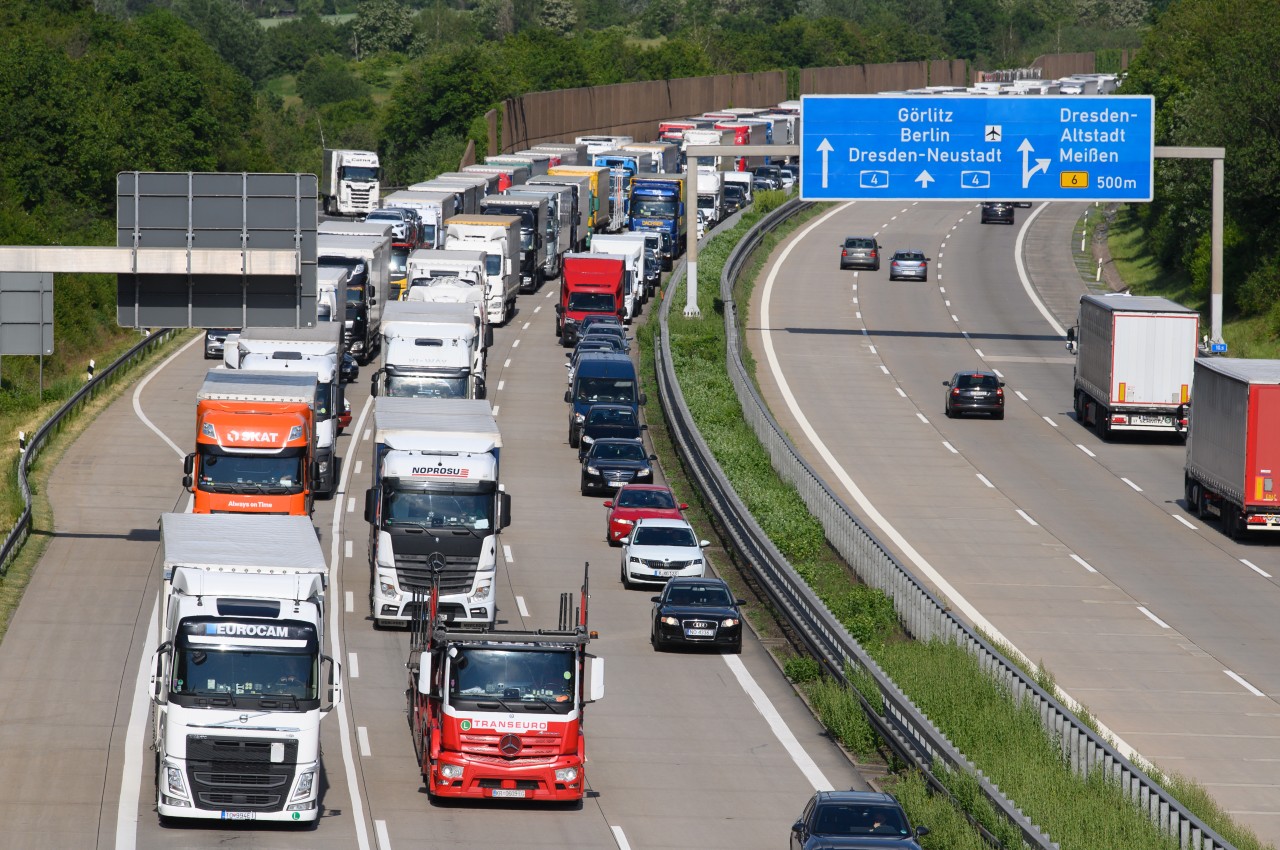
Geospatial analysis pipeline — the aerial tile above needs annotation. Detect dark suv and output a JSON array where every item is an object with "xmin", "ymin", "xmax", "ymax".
[
  {"xmin": 980, "ymin": 202, "xmax": 1014, "ymax": 224},
  {"xmin": 839, "ymin": 237, "xmax": 880, "ymax": 271},
  {"xmin": 792, "ymin": 790, "xmax": 929, "ymax": 849},
  {"xmin": 944, "ymin": 370, "xmax": 1006, "ymax": 419}
]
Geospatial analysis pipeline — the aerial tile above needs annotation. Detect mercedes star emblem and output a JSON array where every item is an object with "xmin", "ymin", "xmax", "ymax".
[{"xmin": 499, "ymin": 734, "xmax": 523, "ymax": 757}]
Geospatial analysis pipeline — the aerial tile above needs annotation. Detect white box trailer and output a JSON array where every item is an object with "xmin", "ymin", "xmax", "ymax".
[
  {"xmin": 317, "ymin": 232, "xmax": 391, "ymax": 362},
  {"xmin": 1068, "ymin": 293, "xmax": 1199, "ymax": 438}
]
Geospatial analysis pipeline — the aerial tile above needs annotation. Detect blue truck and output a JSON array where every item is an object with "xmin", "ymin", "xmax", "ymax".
[{"xmin": 627, "ymin": 176, "xmax": 686, "ymax": 270}]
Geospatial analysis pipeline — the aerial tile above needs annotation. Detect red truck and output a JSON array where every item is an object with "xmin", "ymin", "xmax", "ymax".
[
  {"xmin": 1184, "ymin": 358, "xmax": 1280, "ymax": 538},
  {"xmin": 406, "ymin": 567, "xmax": 604, "ymax": 802},
  {"xmin": 556, "ymin": 253, "xmax": 624, "ymax": 346}
]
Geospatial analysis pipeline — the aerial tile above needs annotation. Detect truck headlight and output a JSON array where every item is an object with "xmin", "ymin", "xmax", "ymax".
[
  {"xmin": 164, "ymin": 765, "xmax": 190, "ymax": 800},
  {"xmin": 318, "ymin": 460, "xmax": 329, "ymax": 474},
  {"xmin": 379, "ymin": 580, "xmax": 398, "ymax": 597},
  {"xmin": 291, "ymin": 770, "xmax": 316, "ymax": 801},
  {"xmin": 468, "ymin": 582, "xmax": 492, "ymax": 602},
  {"xmin": 201, "ymin": 422, "xmax": 217, "ymax": 440},
  {"xmin": 555, "ymin": 767, "xmax": 579, "ymax": 783},
  {"xmin": 288, "ymin": 425, "xmax": 304, "ymax": 441},
  {"xmin": 440, "ymin": 763, "xmax": 464, "ymax": 779}
]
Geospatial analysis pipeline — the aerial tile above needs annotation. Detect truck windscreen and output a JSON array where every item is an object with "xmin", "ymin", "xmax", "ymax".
[
  {"xmin": 340, "ymin": 166, "xmax": 379, "ymax": 182},
  {"xmin": 567, "ymin": 292, "xmax": 615, "ymax": 313},
  {"xmin": 172, "ymin": 641, "xmax": 319, "ymax": 703},
  {"xmin": 383, "ymin": 482, "xmax": 495, "ymax": 531},
  {"xmin": 386, "ymin": 374, "xmax": 469, "ymax": 399},
  {"xmin": 197, "ymin": 450, "xmax": 305, "ymax": 494},
  {"xmin": 631, "ymin": 199, "xmax": 677, "ymax": 218},
  {"xmin": 448, "ymin": 648, "xmax": 575, "ymax": 713},
  {"xmin": 485, "ymin": 255, "xmax": 502, "ymax": 276}
]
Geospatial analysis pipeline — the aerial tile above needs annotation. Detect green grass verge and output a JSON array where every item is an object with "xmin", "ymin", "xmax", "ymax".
[{"xmin": 650, "ymin": 200, "xmax": 1271, "ymax": 850}]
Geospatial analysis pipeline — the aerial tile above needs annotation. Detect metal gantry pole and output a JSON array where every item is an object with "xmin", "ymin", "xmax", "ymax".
[{"xmin": 1155, "ymin": 146, "xmax": 1227, "ymax": 350}]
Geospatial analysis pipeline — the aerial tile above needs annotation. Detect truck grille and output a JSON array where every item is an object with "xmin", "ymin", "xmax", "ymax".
[
  {"xmin": 348, "ymin": 188, "xmax": 376, "ymax": 211},
  {"xmin": 395, "ymin": 553, "xmax": 479, "ymax": 594},
  {"xmin": 185, "ymin": 736, "xmax": 297, "ymax": 812}
]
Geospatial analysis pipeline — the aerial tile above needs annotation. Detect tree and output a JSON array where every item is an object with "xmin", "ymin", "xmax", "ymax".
[
  {"xmin": 297, "ymin": 54, "xmax": 370, "ymax": 107},
  {"xmin": 170, "ymin": 0, "xmax": 269, "ymax": 82},
  {"xmin": 264, "ymin": 12, "xmax": 347, "ymax": 75},
  {"xmin": 353, "ymin": 0, "xmax": 414, "ymax": 56},
  {"xmin": 381, "ymin": 46, "xmax": 500, "ymax": 170},
  {"xmin": 538, "ymin": 0, "xmax": 578, "ymax": 35}
]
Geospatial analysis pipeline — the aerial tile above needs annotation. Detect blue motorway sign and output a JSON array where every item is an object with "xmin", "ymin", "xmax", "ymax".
[{"xmin": 799, "ymin": 95, "xmax": 1154, "ymax": 202}]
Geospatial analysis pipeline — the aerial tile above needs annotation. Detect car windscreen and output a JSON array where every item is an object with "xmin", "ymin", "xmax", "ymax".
[
  {"xmin": 590, "ymin": 442, "xmax": 646, "ymax": 461},
  {"xmin": 664, "ymin": 584, "xmax": 733, "ymax": 606},
  {"xmin": 616, "ymin": 488, "xmax": 675, "ymax": 509},
  {"xmin": 633, "ymin": 525, "xmax": 696, "ymax": 547},
  {"xmin": 575, "ymin": 377, "xmax": 635, "ymax": 404}
]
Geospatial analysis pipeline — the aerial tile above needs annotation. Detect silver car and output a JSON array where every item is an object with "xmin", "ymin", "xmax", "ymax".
[{"xmin": 888, "ymin": 250, "xmax": 929, "ymax": 281}]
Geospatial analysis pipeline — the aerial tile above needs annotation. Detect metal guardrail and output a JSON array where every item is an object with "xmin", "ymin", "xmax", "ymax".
[
  {"xmin": 0, "ymin": 329, "xmax": 175, "ymax": 576},
  {"xmin": 656, "ymin": 199, "xmax": 1236, "ymax": 850}
]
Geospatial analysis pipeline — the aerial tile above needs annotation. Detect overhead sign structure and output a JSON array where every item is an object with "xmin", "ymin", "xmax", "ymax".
[
  {"xmin": 800, "ymin": 95, "xmax": 1154, "ymax": 202},
  {"xmin": 0, "ymin": 272, "xmax": 54, "ymax": 356}
]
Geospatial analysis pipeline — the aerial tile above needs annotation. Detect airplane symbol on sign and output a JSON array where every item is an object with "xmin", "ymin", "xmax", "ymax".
[{"xmin": 985, "ymin": 125, "xmax": 1002, "ymax": 142}]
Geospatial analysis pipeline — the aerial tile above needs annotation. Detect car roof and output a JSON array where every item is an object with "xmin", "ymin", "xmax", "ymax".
[
  {"xmin": 617, "ymin": 483, "xmax": 671, "ymax": 493},
  {"xmin": 666, "ymin": 575, "xmax": 727, "ymax": 588},
  {"xmin": 844, "ymin": 236, "xmax": 876, "ymax": 243},
  {"xmin": 952, "ymin": 369, "xmax": 999, "ymax": 378},
  {"xmin": 813, "ymin": 790, "xmax": 899, "ymax": 806},
  {"xmin": 574, "ymin": 352, "xmax": 635, "ymax": 375},
  {"xmin": 893, "ymin": 249, "xmax": 925, "ymax": 256},
  {"xmin": 634, "ymin": 517, "xmax": 693, "ymax": 529},
  {"xmin": 585, "ymin": 403, "xmax": 633, "ymax": 412},
  {"xmin": 591, "ymin": 436, "xmax": 644, "ymax": 446}
]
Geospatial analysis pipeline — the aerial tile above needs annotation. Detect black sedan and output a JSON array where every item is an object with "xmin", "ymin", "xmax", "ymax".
[
  {"xmin": 944, "ymin": 370, "xmax": 1005, "ymax": 419},
  {"xmin": 650, "ymin": 577, "xmax": 743, "ymax": 652},
  {"xmin": 580, "ymin": 438, "xmax": 656, "ymax": 495},
  {"xmin": 791, "ymin": 790, "xmax": 928, "ymax": 849},
  {"xmin": 578, "ymin": 404, "xmax": 646, "ymax": 461},
  {"xmin": 340, "ymin": 350, "xmax": 359, "ymax": 384}
]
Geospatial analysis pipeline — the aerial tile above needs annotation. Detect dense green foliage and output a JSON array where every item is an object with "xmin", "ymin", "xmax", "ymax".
[{"xmin": 1122, "ymin": 0, "xmax": 1280, "ymax": 334}]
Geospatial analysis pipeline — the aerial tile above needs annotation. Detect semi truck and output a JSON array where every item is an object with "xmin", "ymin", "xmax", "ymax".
[
  {"xmin": 505, "ymin": 184, "xmax": 572, "ymax": 281},
  {"xmin": 576, "ymin": 135, "xmax": 633, "ymax": 156},
  {"xmin": 556, "ymin": 254, "xmax": 624, "ymax": 345},
  {"xmin": 548, "ymin": 165, "xmax": 616, "ymax": 235},
  {"xmin": 186, "ymin": 369, "xmax": 318, "ymax": 516},
  {"xmin": 150, "ymin": 512, "xmax": 339, "ymax": 825},
  {"xmin": 463, "ymin": 163, "xmax": 529, "ymax": 191},
  {"xmin": 487, "ymin": 153, "xmax": 551, "ymax": 178},
  {"xmin": 696, "ymin": 172, "xmax": 726, "ymax": 226},
  {"xmin": 409, "ymin": 181, "xmax": 478, "ymax": 215},
  {"xmin": 622, "ymin": 142, "xmax": 680, "ymax": 175},
  {"xmin": 225, "ymin": 324, "xmax": 344, "ymax": 498},
  {"xmin": 318, "ymin": 231, "xmax": 390, "ymax": 363},
  {"xmin": 628, "ymin": 175, "xmax": 686, "ymax": 269},
  {"xmin": 1066, "ymin": 294, "xmax": 1199, "ymax": 439},
  {"xmin": 588, "ymin": 234, "xmax": 646, "ymax": 322},
  {"xmin": 405, "ymin": 565, "xmax": 603, "ymax": 801},
  {"xmin": 373, "ymin": 300, "xmax": 486, "ymax": 400},
  {"xmin": 529, "ymin": 173, "xmax": 590, "ymax": 251},
  {"xmin": 1184, "ymin": 359, "xmax": 1280, "ymax": 538},
  {"xmin": 531, "ymin": 142, "xmax": 588, "ymax": 166},
  {"xmin": 443, "ymin": 215, "xmax": 521, "ymax": 325},
  {"xmin": 435, "ymin": 171, "xmax": 500, "ymax": 197},
  {"xmin": 321, "ymin": 148, "xmax": 380, "ymax": 217},
  {"xmin": 363, "ymin": 397, "xmax": 510, "ymax": 628},
  {"xmin": 479, "ymin": 194, "xmax": 548, "ymax": 293}
]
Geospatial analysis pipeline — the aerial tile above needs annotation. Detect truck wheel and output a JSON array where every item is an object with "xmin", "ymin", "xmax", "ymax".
[
  {"xmin": 1096, "ymin": 405, "xmax": 1111, "ymax": 440},
  {"xmin": 1073, "ymin": 390, "xmax": 1085, "ymax": 421},
  {"xmin": 1225, "ymin": 505, "xmax": 1244, "ymax": 540}
]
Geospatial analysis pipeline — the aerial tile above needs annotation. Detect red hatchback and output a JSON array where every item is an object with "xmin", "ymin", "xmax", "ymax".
[{"xmin": 603, "ymin": 484, "xmax": 688, "ymax": 545}]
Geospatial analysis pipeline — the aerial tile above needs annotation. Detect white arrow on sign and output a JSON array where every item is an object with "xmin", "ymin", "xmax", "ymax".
[
  {"xmin": 915, "ymin": 170, "xmax": 934, "ymax": 190},
  {"xmin": 817, "ymin": 138, "xmax": 834, "ymax": 188},
  {"xmin": 1018, "ymin": 138, "xmax": 1050, "ymax": 189}
]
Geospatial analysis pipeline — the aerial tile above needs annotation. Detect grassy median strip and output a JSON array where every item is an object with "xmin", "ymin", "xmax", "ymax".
[{"xmin": 645, "ymin": 201, "xmax": 1265, "ymax": 850}]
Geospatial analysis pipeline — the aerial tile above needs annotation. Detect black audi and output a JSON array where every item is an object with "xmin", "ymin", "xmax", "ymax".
[
  {"xmin": 579, "ymin": 437, "xmax": 655, "ymax": 496},
  {"xmin": 650, "ymin": 577, "xmax": 743, "ymax": 653},
  {"xmin": 578, "ymin": 404, "xmax": 646, "ymax": 461}
]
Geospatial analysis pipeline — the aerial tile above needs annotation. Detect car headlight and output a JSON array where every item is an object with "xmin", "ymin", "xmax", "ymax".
[
  {"xmin": 721, "ymin": 618, "xmax": 740, "ymax": 627},
  {"xmin": 660, "ymin": 616, "xmax": 680, "ymax": 626},
  {"xmin": 636, "ymin": 468, "xmax": 652, "ymax": 478},
  {"xmin": 586, "ymin": 466, "xmax": 599, "ymax": 475},
  {"xmin": 440, "ymin": 763, "xmax": 464, "ymax": 779},
  {"xmin": 555, "ymin": 767, "xmax": 579, "ymax": 782},
  {"xmin": 614, "ymin": 518, "xmax": 634, "ymax": 526},
  {"xmin": 582, "ymin": 435, "xmax": 595, "ymax": 444},
  {"xmin": 692, "ymin": 559, "xmax": 703, "ymax": 566},
  {"xmin": 291, "ymin": 770, "xmax": 316, "ymax": 800},
  {"xmin": 629, "ymin": 556, "xmax": 644, "ymax": 565}
]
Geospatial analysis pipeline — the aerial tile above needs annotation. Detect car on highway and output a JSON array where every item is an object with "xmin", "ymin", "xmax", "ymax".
[
  {"xmin": 603, "ymin": 484, "xmax": 688, "ymax": 545},
  {"xmin": 888, "ymin": 250, "xmax": 929, "ymax": 281},
  {"xmin": 780, "ymin": 163, "xmax": 799, "ymax": 188},
  {"xmin": 777, "ymin": 166, "xmax": 796, "ymax": 191},
  {"xmin": 578, "ymin": 403, "xmax": 646, "ymax": 461},
  {"xmin": 722, "ymin": 183, "xmax": 747, "ymax": 215},
  {"xmin": 650, "ymin": 576, "xmax": 743, "ymax": 653},
  {"xmin": 566, "ymin": 338, "xmax": 623, "ymax": 386},
  {"xmin": 839, "ymin": 237, "xmax": 880, "ymax": 271},
  {"xmin": 581, "ymin": 322, "xmax": 630, "ymax": 353},
  {"xmin": 340, "ymin": 350, "xmax": 359, "ymax": 384},
  {"xmin": 566, "ymin": 352, "xmax": 644, "ymax": 448},
  {"xmin": 751, "ymin": 165, "xmax": 783, "ymax": 190},
  {"xmin": 337, "ymin": 398, "xmax": 352, "ymax": 433},
  {"xmin": 580, "ymin": 438, "xmax": 656, "ymax": 496},
  {"xmin": 696, "ymin": 208, "xmax": 708, "ymax": 240},
  {"xmin": 579, "ymin": 312, "xmax": 624, "ymax": 336},
  {"xmin": 203, "ymin": 328, "xmax": 237, "ymax": 360},
  {"xmin": 620, "ymin": 517, "xmax": 709, "ymax": 589},
  {"xmin": 944, "ymin": 370, "xmax": 1005, "ymax": 419},
  {"xmin": 980, "ymin": 201, "xmax": 1014, "ymax": 224},
  {"xmin": 791, "ymin": 790, "xmax": 929, "ymax": 850},
  {"xmin": 364, "ymin": 207, "xmax": 417, "ymax": 244}
]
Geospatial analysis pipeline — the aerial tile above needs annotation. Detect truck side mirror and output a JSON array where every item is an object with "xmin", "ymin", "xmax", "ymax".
[
  {"xmin": 364, "ymin": 488, "xmax": 376, "ymax": 524},
  {"xmin": 369, "ymin": 370, "xmax": 380, "ymax": 397},
  {"xmin": 499, "ymin": 491, "xmax": 512, "ymax": 529},
  {"xmin": 323, "ymin": 655, "xmax": 343, "ymax": 709},
  {"xmin": 151, "ymin": 642, "xmax": 171, "ymax": 705},
  {"xmin": 485, "ymin": 327, "xmax": 494, "ymax": 348},
  {"xmin": 555, "ymin": 304, "xmax": 564, "ymax": 314},
  {"xmin": 183, "ymin": 453, "xmax": 194, "ymax": 476},
  {"xmin": 586, "ymin": 656, "xmax": 605, "ymax": 702},
  {"xmin": 476, "ymin": 377, "xmax": 486, "ymax": 400}
]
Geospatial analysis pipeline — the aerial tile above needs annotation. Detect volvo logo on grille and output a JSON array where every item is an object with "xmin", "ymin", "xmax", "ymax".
[
  {"xmin": 428, "ymin": 553, "xmax": 447, "ymax": 573},
  {"xmin": 499, "ymin": 734, "xmax": 523, "ymax": 757}
]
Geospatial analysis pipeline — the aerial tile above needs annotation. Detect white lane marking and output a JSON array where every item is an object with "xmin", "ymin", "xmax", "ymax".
[
  {"xmin": 976, "ymin": 474, "xmax": 994, "ymax": 488},
  {"xmin": 504, "ymin": 544, "xmax": 514, "ymax": 562},
  {"xmin": 895, "ymin": 387, "xmax": 906, "ymax": 398},
  {"xmin": 944, "ymin": 300, "xmax": 951, "ymax": 307},
  {"xmin": 512, "ymin": 339, "xmax": 521, "ymax": 348},
  {"xmin": 879, "ymin": 365, "xmax": 889, "ymax": 375},
  {"xmin": 1016, "ymin": 509, "xmax": 1038, "ymax": 526},
  {"xmin": 942, "ymin": 442, "xmax": 958, "ymax": 454},
  {"xmin": 534, "ymin": 305, "xmax": 542, "ymax": 314},
  {"xmin": 856, "ymin": 311, "xmax": 862, "ymax": 319},
  {"xmin": 504, "ymin": 358, "xmax": 512, "ymax": 368},
  {"xmin": 545, "ymin": 288, "xmax": 555, "ymax": 298},
  {"xmin": 493, "ymin": 405, "xmax": 500, "ymax": 416},
  {"xmin": 355, "ymin": 460, "xmax": 363, "ymax": 475},
  {"xmin": 498, "ymin": 380, "xmax": 505, "ymax": 391},
  {"xmin": 1077, "ymin": 443, "xmax": 1096, "ymax": 457},
  {"xmin": 1014, "ymin": 204, "xmax": 1066, "ymax": 335},
  {"xmin": 1242, "ymin": 559, "xmax": 1272, "ymax": 578},
  {"xmin": 348, "ymin": 652, "xmax": 360, "ymax": 678},
  {"xmin": 1015, "ymin": 390, "xmax": 1028, "ymax": 401},
  {"xmin": 1121, "ymin": 477, "xmax": 1143, "ymax": 492},
  {"xmin": 327, "ymin": 396, "xmax": 375, "ymax": 850},
  {"xmin": 522, "ymin": 322, "xmax": 531, "ymax": 330},
  {"xmin": 517, "ymin": 596, "xmax": 530, "ymax": 617},
  {"xmin": 1226, "ymin": 670, "xmax": 1267, "ymax": 697},
  {"xmin": 915, "ymin": 413, "xmax": 928, "ymax": 424},
  {"xmin": 1174, "ymin": 515, "xmax": 1197, "ymax": 530},
  {"xmin": 723, "ymin": 654, "xmax": 833, "ymax": 791},
  {"xmin": 348, "ymin": 496, "xmax": 357, "ymax": 513},
  {"xmin": 852, "ymin": 283, "xmax": 858, "ymax": 290},
  {"xmin": 376, "ymin": 820, "xmax": 392, "ymax": 849},
  {"xmin": 611, "ymin": 825, "xmax": 633, "ymax": 850},
  {"xmin": 973, "ymin": 348, "xmax": 983, "ymax": 358},
  {"xmin": 363, "ymin": 428, "xmax": 371, "ymax": 441},
  {"xmin": 345, "ymin": 591, "xmax": 354, "ymax": 612},
  {"xmin": 852, "ymin": 297, "xmax": 859, "ymax": 304},
  {"xmin": 939, "ymin": 286, "xmax": 945, "ymax": 293},
  {"xmin": 991, "ymin": 369, "xmax": 1003, "ymax": 378},
  {"xmin": 1043, "ymin": 416, "xmax": 1059, "ymax": 428},
  {"xmin": 345, "ymin": 540, "xmax": 353, "ymax": 559},
  {"xmin": 1070, "ymin": 554, "xmax": 1098, "ymax": 573},
  {"xmin": 951, "ymin": 314, "xmax": 959, "ymax": 322},
  {"xmin": 358, "ymin": 726, "xmax": 372, "ymax": 757},
  {"xmin": 1138, "ymin": 607, "xmax": 1170, "ymax": 629},
  {"xmin": 867, "ymin": 345, "xmax": 876, "ymax": 354},
  {"xmin": 130, "ymin": 332, "xmax": 202, "ymax": 458}
]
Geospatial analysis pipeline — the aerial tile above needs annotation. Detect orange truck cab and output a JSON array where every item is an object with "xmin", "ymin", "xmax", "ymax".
[
  {"xmin": 556, "ymin": 254, "xmax": 624, "ymax": 346},
  {"xmin": 186, "ymin": 369, "xmax": 318, "ymax": 516}
]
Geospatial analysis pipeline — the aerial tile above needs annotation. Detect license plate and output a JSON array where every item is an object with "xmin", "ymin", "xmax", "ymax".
[
  {"xmin": 1135, "ymin": 415, "xmax": 1171, "ymax": 425},
  {"xmin": 657, "ymin": 569, "xmax": 679, "ymax": 576},
  {"xmin": 685, "ymin": 628, "xmax": 714, "ymax": 637},
  {"xmin": 221, "ymin": 811, "xmax": 256, "ymax": 821},
  {"xmin": 610, "ymin": 480, "xmax": 626, "ymax": 487},
  {"xmin": 971, "ymin": 391, "xmax": 987, "ymax": 397},
  {"xmin": 491, "ymin": 789, "xmax": 527, "ymax": 798}
]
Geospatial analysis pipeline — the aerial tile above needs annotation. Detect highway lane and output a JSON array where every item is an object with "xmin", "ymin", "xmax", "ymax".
[
  {"xmin": 0, "ymin": 259, "xmax": 863, "ymax": 848},
  {"xmin": 751, "ymin": 199, "xmax": 1280, "ymax": 845}
]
